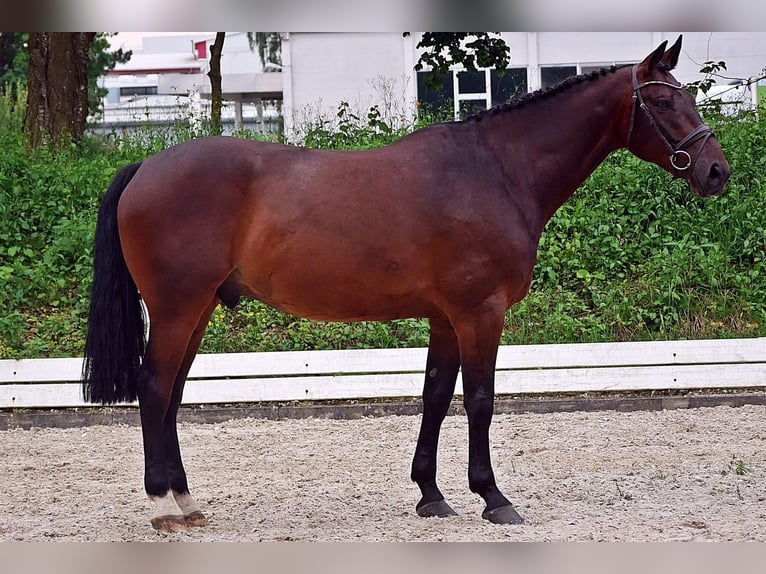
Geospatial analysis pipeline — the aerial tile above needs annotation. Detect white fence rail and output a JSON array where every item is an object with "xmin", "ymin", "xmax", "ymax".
[{"xmin": 1, "ymin": 338, "xmax": 764, "ymax": 409}]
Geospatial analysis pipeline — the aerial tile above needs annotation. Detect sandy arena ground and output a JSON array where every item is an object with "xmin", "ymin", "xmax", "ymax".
[{"xmin": 1, "ymin": 404, "xmax": 764, "ymax": 541}]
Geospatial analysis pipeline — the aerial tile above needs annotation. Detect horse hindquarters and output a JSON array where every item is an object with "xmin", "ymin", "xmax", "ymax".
[{"xmin": 92, "ymin": 156, "xmax": 233, "ymax": 531}]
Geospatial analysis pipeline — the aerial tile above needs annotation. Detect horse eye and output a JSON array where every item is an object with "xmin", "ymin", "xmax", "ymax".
[{"xmin": 656, "ymin": 99, "xmax": 671, "ymax": 111}]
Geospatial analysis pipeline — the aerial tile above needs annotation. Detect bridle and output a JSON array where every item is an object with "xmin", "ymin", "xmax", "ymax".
[{"xmin": 626, "ymin": 64, "xmax": 714, "ymax": 173}]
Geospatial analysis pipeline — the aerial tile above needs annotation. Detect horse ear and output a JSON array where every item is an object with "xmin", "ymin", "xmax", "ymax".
[
  {"xmin": 641, "ymin": 40, "xmax": 668, "ymax": 71},
  {"xmin": 660, "ymin": 35, "xmax": 683, "ymax": 71}
]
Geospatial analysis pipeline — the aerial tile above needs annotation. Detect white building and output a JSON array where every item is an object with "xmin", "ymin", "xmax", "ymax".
[
  {"xmin": 98, "ymin": 32, "xmax": 282, "ymax": 135},
  {"xmin": 97, "ymin": 32, "xmax": 766, "ymax": 139}
]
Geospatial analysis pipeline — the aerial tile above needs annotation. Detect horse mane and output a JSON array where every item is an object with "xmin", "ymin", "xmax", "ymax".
[{"xmin": 464, "ymin": 63, "xmax": 632, "ymax": 123}]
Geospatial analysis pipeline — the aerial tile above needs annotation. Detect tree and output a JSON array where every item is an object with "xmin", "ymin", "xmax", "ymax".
[
  {"xmin": 407, "ymin": 32, "xmax": 511, "ymax": 90},
  {"xmin": 247, "ymin": 32, "xmax": 282, "ymax": 68},
  {"xmin": 24, "ymin": 32, "xmax": 96, "ymax": 148},
  {"xmin": 207, "ymin": 33, "xmax": 282, "ymax": 136},
  {"xmin": 10, "ymin": 33, "xmax": 130, "ymax": 144},
  {"xmin": 0, "ymin": 32, "xmax": 28, "ymax": 88},
  {"xmin": 87, "ymin": 34, "xmax": 131, "ymax": 120},
  {"xmin": 207, "ymin": 32, "xmax": 226, "ymax": 135}
]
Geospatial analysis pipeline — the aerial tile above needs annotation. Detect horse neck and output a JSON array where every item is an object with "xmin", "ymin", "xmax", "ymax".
[{"xmin": 480, "ymin": 72, "xmax": 630, "ymax": 227}]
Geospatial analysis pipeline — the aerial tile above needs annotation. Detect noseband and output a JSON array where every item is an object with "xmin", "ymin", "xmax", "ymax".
[{"xmin": 626, "ymin": 64, "xmax": 713, "ymax": 172}]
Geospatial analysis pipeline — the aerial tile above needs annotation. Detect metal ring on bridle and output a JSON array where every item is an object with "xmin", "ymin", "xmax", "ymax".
[{"xmin": 670, "ymin": 150, "xmax": 692, "ymax": 171}]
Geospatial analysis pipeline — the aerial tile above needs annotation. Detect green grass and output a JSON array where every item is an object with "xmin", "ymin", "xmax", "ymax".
[{"xmin": 722, "ymin": 455, "xmax": 752, "ymax": 476}]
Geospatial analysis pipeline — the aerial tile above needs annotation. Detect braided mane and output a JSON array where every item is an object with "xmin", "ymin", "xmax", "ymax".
[{"xmin": 465, "ymin": 63, "xmax": 631, "ymax": 123}]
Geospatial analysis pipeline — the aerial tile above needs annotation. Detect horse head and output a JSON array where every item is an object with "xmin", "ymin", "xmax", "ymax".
[{"xmin": 626, "ymin": 35, "xmax": 730, "ymax": 197}]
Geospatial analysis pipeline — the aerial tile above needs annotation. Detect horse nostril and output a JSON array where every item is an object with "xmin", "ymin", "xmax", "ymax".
[{"xmin": 709, "ymin": 162, "xmax": 722, "ymax": 182}]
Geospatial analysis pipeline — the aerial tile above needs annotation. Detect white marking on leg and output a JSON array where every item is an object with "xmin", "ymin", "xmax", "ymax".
[
  {"xmin": 173, "ymin": 491, "xmax": 202, "ymax": 516},
  {"xmin": 173, "ymin": 490, "xmax": 209, "ymax": 526},
  {"xmin": 149, "ymin": 492, "xmax": 184, "ymax": 519}
]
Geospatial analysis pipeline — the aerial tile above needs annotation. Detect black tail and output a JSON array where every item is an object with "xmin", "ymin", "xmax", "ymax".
[{"xmin": 82, "ymin": 161, "xmax": 145, "ymax": 404}]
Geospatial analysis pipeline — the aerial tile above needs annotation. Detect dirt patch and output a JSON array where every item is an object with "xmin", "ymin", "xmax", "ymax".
[{"xmin": 1, "ymin": 405, "xmax": 764, "ymax": 541}]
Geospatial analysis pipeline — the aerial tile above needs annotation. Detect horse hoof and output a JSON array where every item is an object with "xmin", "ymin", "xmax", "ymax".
[
  {"xmin": 482, "ymin": 504, "xmax": 525, "ymax": 525},
  {"xmin": 416, "ymin": 500, "xmax": 458, "ymax": 518},
  {"xmin": 184, "ymin": 511, "xmax": 209, "ymax": 527},
  {"xmin": 151, "ymin": 514, "xmax": 188, "ymax": 532}
]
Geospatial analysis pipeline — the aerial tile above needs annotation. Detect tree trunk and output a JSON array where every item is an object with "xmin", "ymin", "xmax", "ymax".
[
  {"xmin": 24, "ymin": 32, "xmax": 95, "ymax": 148},
  {"xmin": 207, "ymin": 32, "xmax": 226, "ymax": 135}
]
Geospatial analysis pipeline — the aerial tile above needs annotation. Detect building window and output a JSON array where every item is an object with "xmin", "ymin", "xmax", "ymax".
[
  {"xmin": 581, "ymin": 65, "xmax": 610, "ymax": 75},
  {"xmin": 416, "ymin": 71, "xmax": 454, "ymax": 118},
  {"xmin": 417, "ymin": 67, "xmax": 528, "ymax": 120},
  {"xmin": 120, "ymin": 86, "xmax": 158, "ymax": 97},
  {"xmin": 540, "ymin": 66, "xmax": 578, "ymax": 89},
  {"xmin": 457, "ymin": 70, "xmax": 486, "ymax": 94},
  {"xmin": 454, "ymin": 70, "xmax": 491, "ymax": 119},
  {"xmin": 490, "ymin": 68, "xmax": 527, "ymax": 105},
  {"xmin": 539, "ymin": 63, "xmax": 629, "ymax": 90}
]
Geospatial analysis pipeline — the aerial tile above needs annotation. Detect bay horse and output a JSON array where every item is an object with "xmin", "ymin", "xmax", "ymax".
[{"xmin": 82, "ymin": 36, "xmax": 729, "ymax": 531}]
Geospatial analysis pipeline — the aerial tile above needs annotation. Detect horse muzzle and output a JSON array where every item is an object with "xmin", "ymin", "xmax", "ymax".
[{"xmin": 689, "ymin": 156, "xmax": 730, "ymax": 198}]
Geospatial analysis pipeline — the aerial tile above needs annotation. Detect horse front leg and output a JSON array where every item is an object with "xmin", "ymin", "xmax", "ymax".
[
  {"xmin": 411, "ymin": 317, "xmax": 461, "ymax": 518},
  {"xmin": 454, "ymin": 304, "xmax": 524, "ymax": 525}
]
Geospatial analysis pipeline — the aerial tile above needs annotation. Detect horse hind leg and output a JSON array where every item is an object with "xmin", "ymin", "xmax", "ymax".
[
  {"xmin": 164, "ymin": 297, "xmax": 219, "ymax": 528},
  {"xmin": 411, "ymin": 317, "xmax": 461, "ymax": 518},
  {"xmin": 136, "ymin": 295, "xmax": 217, "ymax": 532}
]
